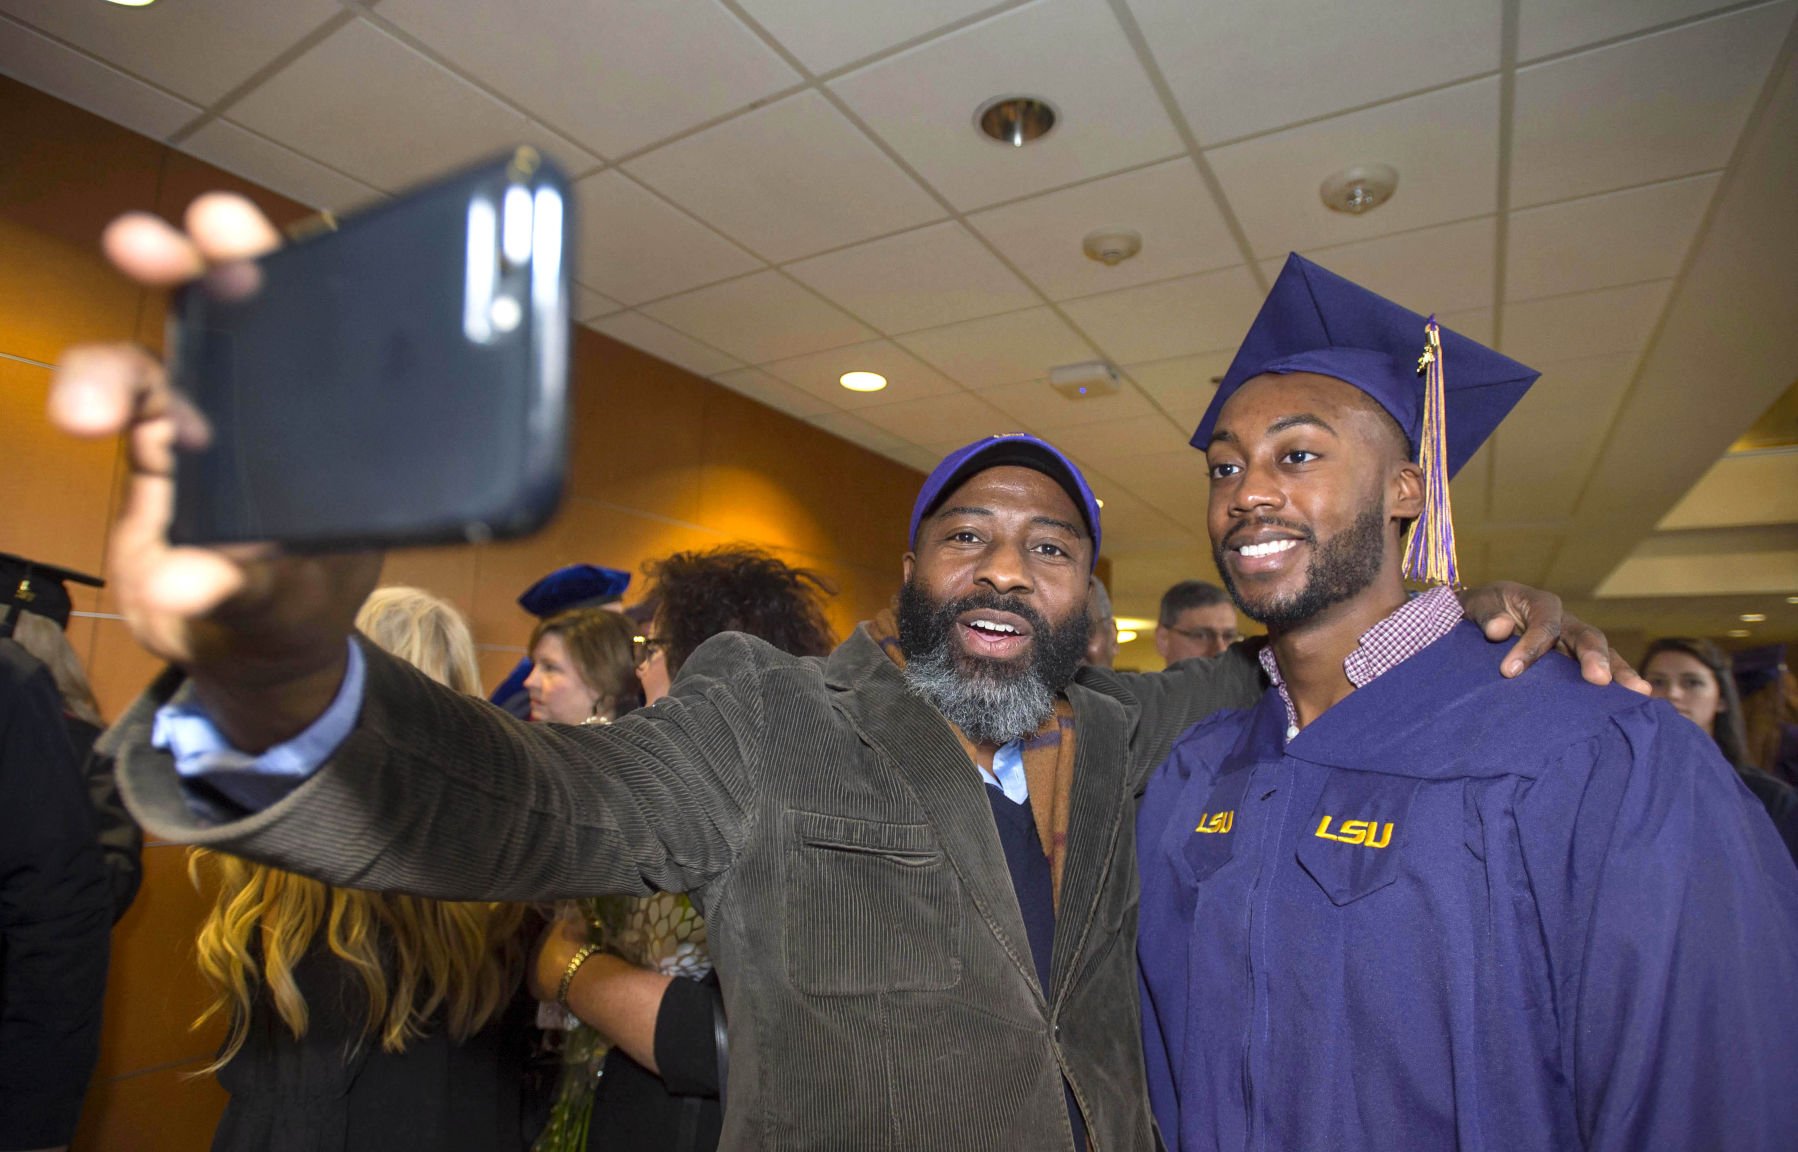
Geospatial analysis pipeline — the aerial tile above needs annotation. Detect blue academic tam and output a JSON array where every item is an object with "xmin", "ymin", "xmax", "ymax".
[{"xmin": 1137, "ymin": 622, "xmax": 1798, "ymax": 1152}]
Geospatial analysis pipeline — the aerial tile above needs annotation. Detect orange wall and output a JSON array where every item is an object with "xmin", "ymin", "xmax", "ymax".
[{"xmin": 0, "ymin": 76, "xmax": 923, "ymax": 1149}]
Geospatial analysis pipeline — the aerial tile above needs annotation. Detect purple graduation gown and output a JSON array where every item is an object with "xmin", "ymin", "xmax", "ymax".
[{"xmin": 1137, "ymin": 621, "xmax": 1798, "ymax": 1152}]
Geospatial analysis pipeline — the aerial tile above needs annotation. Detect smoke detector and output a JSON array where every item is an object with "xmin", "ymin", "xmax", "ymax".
[
  {"xmin": 1320, "ymin": 164, "xmax": 1398, "ymax": 215},
  {"xmin": 1049, "ymin": 361, "xmax": 1121, "ymax": 400},
  {"xmin": 1082, "ymin": 228, "xmax": 1142, "ymax": 266}
]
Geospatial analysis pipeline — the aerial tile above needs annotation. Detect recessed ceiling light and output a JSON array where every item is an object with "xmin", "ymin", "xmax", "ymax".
[
  {"xmin": 1741, "ymin": 613, "xmax": 1768, "ymax": 623},
  {"xmin": 839, "ymin": 371, "xmax": 887, "ymax": 393},
  {"xmin": 1116, "ymin": 629, "xmax": 1139, "ymax": 644},
  {"xmin": 1320, "ymin": 163, "xmax": 1398, "ymax": 215},
  {"xmin": 1115, "ymin": 616, "xmax": 1156, "ymax": 634},
  {"xmin": 104, "ymin": 0, "xmax": 158, "ymax": 6},
  {"xmin": 1787, "ymin": 596, "xmax": 1798, "ymax": 605},
  {"xmin": 1728, "ymin": 629, "xmax": 1753, "ymax": 638},
  {"xmin": 976, "ymin": 96, "xmax": 1057, "ymax": 147}
]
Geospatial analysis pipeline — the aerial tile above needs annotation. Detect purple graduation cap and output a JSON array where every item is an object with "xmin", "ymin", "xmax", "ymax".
[
  {"xmin": 1190, "ymin": 253, "xmax": 1541, "ymax": 586},
  {"xmin": 912, "ymin": 434, "xmax": 1102, "ymax": 567}
]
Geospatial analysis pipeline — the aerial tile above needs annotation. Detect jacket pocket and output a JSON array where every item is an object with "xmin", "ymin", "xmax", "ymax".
[
  {"xmin": 783, "ymin": 810, "xmax": 962, "ymax": 995},
  {"xmin": 1295, "ymin": 773, "xmax": 1417, "ymax": 905},
  {"xmin": 1168, "ymin": 767, "xmax": 1253, "ymax": 889}
]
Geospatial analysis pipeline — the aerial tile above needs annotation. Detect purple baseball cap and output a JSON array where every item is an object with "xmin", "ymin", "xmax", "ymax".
[{"xmin": 910, "ymin": 434, "xmax": 1101, "ymax": 566}]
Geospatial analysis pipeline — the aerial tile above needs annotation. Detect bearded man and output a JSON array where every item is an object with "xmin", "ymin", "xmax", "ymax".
[{"xmin": 59, "ymin": 195, "xmax": 1636, "ymax": 1151}]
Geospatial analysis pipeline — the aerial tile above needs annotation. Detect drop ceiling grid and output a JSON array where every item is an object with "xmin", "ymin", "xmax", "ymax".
[{"xmin": 0, "ymin": 0, "xmax": 1791, "ymax": 567}]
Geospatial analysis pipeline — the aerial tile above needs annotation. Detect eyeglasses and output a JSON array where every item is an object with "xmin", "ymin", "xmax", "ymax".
[
  {"xmin": 631, "ymin": 634, "xmax": 665, "ymax": 665},
  {"xmin": 1164, "ymin": 624, "xmax": 1240, "ymax": 647}
]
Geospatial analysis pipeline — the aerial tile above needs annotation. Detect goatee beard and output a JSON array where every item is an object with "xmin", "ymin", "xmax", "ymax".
[
  {"xmin": 896, "ymin": 580, "xmax": 1089, "ymax": 747},
  {"xmin": 1215, "ymin": 507, "xmax": 1387, "ymax": 632}
]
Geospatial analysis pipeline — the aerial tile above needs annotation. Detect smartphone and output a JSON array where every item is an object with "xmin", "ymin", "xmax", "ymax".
[{"xmin": 168, "ymin": 148, "xmax": 572, "ymax": 550}]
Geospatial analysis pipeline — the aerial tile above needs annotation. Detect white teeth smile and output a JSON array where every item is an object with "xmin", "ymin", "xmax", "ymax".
[
  {"xmin": 968, "ymin": 620, "xmax": 1020, "ymax": 635},
  {"xmin": 1238, "ymin": 539, "xmax": 1299, "ymax": 558}
]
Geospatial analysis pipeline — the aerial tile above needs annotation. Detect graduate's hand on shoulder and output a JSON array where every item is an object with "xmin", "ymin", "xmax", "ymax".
[
  {"xmin": 48, "ymin": 193, "xmax": 381, "ymax": 748},
  {"xmin": 1459, "ymin": 581, "xmax": 1649, "ymax": 693}
]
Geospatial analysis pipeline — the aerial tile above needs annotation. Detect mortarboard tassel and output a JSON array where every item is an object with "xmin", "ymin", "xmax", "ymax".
[{"xmin": 1403, "ymin": 318, "xmax": 1458, "ymax": 586}]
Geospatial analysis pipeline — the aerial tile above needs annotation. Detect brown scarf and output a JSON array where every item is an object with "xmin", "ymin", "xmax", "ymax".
[{"xmin": 868, "ymin": 609, "xmax": 1078, "ymax": 908}]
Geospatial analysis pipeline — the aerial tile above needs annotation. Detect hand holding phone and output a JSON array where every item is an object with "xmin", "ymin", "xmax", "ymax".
[{"xmin": 168, "ymin": 149, "xmax": 572, "ymax": 550}]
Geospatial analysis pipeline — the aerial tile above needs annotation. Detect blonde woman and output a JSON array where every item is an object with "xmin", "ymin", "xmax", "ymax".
[{"xmin": 189, "ymin": 586, "xmax": 541, "ymax": 1151}]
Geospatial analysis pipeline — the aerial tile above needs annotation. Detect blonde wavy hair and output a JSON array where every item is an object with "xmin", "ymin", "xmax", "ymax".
[{"xmin": 190, "ymin": 586, "xmax": 525, "ymax": 1071}]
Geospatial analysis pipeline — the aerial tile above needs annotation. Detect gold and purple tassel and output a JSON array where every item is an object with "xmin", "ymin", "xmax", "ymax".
[{"xmin": 1403, "ymin": 318, "xmax": 1458, "ymax": 586}]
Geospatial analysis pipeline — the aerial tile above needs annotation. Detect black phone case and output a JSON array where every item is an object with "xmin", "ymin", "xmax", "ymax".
[{"xmin": 168, "ymin": 148, "xmax": 571, "ymax": 551}]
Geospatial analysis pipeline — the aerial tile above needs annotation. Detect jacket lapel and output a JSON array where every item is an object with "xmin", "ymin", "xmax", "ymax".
[
  {"xmin": 1048, "ymin": 681, "xmax": 1128, "ymax": 997},
  {"xmin": 827, "ymin": 626, "xmax": 1048, "ymax": 1000}
]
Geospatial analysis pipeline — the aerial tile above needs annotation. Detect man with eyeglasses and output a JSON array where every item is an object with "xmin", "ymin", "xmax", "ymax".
[{"xmin": 1155, "ymin": 580, "xmax": 1241, "ymax": 663}]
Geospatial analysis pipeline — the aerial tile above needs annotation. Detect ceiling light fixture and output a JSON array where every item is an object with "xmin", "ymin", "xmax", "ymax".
[
  {"xmin": 1320, "ymin": 163, "xmax": 1398, "ymax": 215},
  {"xmin": 1788, "ymin": 596, "xmax": 1798, "ymax": 605},
  {"xmin": 1741, "ymin": 612, "xmax": 1768, "ymax": 623},
  {"xmin": 104, "ymin": 0, "xmax": 158, "ymax": 6},
  {"xmin": 1116, "ymin": 629, "xmax": 1139, "ymax": 644},
  {"xmin": 839, "ymin": 371, "xmax": 887, "ymax": 393},
  {"xmin": 1728, "ymin": 628, "xmax": 1753, "ymax": 638},
  {"xmin": 976, "ymin": 96, "xmax": 1057, "ymax": 147}
]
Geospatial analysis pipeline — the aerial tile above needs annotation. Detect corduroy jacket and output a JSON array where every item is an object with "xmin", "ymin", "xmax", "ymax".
[{"xmin": 112, "ymin": 625, "xmax": 1262, "ymax": 1151}]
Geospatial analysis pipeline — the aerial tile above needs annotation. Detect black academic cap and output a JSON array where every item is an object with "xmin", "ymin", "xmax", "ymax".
[{"xmin": 0, "ymin": 552, "xmax": 105, "ymax": 632}]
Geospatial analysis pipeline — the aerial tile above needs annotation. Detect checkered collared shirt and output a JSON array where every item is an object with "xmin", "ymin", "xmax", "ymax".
[{"xmin": 1257, "ymin": 584, "xmax": 1465, "ymax": 742}]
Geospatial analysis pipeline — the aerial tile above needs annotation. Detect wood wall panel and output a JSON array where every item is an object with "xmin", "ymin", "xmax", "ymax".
[{"xmin": 2, "ymin": 78, "xmax": 925, "ymax": 1147}]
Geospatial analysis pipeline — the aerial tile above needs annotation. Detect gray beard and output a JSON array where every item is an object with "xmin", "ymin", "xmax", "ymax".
[{"xmin": 902, "ymin": 648, "xmax": 1056, "ymax": 748}]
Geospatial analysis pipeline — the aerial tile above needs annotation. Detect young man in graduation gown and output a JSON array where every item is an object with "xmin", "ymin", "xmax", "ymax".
[
  {"xmin": 52, "ymin": 194, "xmax": 1632, "ymax": 1151},
  {"xmin": 1137, "ymin": 254, "xmax": 1798, "ymax": 1152}
]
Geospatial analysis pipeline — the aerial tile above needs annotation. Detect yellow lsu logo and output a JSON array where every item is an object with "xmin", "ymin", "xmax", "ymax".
[
  {"xmin": 1314, "ymin": 815, "xmax": 1393, "ymax": 849},
  {"xmin": 1194, "ymin": 811, "xmax": 1233, "ymax": 835}
]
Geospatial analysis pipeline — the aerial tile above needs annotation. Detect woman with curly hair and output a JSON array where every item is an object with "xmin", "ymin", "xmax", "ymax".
[
  {"xmin": 190, "ymin": 586, "xmax": 542, "ymax": 1151},
  {"xmin": 531, "ymin": 547, "xmax": 835, "ymax": 1152}
]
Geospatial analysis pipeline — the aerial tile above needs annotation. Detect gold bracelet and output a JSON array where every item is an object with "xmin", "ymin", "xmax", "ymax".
[{"xmin": 556, "ymin": 943, "xmax": 601, "ymax": 1010}]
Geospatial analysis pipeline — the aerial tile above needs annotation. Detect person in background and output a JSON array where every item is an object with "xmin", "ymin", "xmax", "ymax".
[
  {"xmin": 188, "ymin": 586, "xmax": 541, "ymax": 1152},
  {"xmin": 491, "ymin": 565, "xmax": 633, "ymax": 720},
  {"xmin": 1734, "ymin": 644, "xmax": 1798, "ymax": 787},
  {"xmin": 0, "ymin": 636, "xmax": 111, "ymax": 1152},
  {"xmin": 1083, "ymin": 576, "xmax": 1118, "ymax": 669},
  {"xmin": 522, "ymin": 607, "xmax": 641, "ymax": 727},
  {"xmin": 0, "ymin": 552, "xmax": 142, "ymax": 921},
  {"xmin": 1644, "ymin": 636, "xmax": 1798, "ymax": 862},
  {"xmin": 1154, "ymin": 580, "xmax": 1240, "ymax": 663},
  {"xmin": 534, "ymin": 546, "xmax": 834, "ymax": 1152}
]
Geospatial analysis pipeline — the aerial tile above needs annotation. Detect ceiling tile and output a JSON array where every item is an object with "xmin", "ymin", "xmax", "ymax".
[
  {"xmin": 830, "ymin": 0, "xmax": 1184, "ymax": 210},
  {"xmin": 1501, "ymin": 280, "xmax": 1672, "ymax": 365},
  {"xmin": 1256, "ymin": 216, "xmax": 1497, "ymax": 315},
  {"xmin": 225, "ymin": 19, "xmax": 601, "ymax": 194},
  {"xmin": 711, "ymin": 367, "xmax": 843, "ymax": 419},
  {"xmin": 1518, "ymin": 0, "xmax": 1748, "ymax": 61},
  {"xmin": 1127, "ymin": 0, "xmax": 1499, "ymax": 144},
  {"xmin": 1099, "ymin": 449, "xmax": 1211, "ymax": 515},
  {"xmin": 806, "ymin": 409, "xmax": 929, "ymax": 463},
  {"xmin": 574, "ymin": 285, "xmax": 624, "ymax": 322},
  {"xmin": 967, "ymin": 157, "xmax": 1239, "ymax": 301},
  {"xmin": 1083, "ymin": 489, "xmax": 1195, "ymax": 554},
  {"xmin": 181, "ymin": 120, "xmax": 384, "ymax": 212},
  {"xmin": 377, "ymin": 0, "xmax": 799, "ymax": 158},
  {"xmin": 1206, "ymin": 78, "xmax": 1500, "ymax": 258},
  {"xmin": 570, "ymin": 171, "xmax": 762, "ymax": 305},
  {"xmin": 736, "ymin": 0, "xmax": 1001, "ymax": 74},
  {"xmin": 1506, "ymin": 172, "xmax": 1721, "ymax": 302},
  {"xmin": 897, "ymin": 307, "xmax": 1099, "ymax": 389},
  {"xmin": 761, "ymin": 338, "xmax": 963, "ymax": 407},
  {"xmin": 0, "ymin": 16, "xmax": 200, "ymax": 141},
  {"xmin": 0, "ymin": 0, "xmax": 340, "ymax": 105},
  {"xmin": 784, "ymin": 220, "xmax": 1039, "ymax": 335},
  {"xmin": 641, "ymin": 271, "xmax": 876, "ymax": 363},
  {"xmin": 1490, "ymin": 351, "xmax": 1638, "ymax": 520},
  {"xmin": 625, "ymin": 89, "xmax": 943, "ymax": 262},
  {"xmin": 1061, "ymin": 265, "xmax": 1262, "ymax": 364},
  {"xmin": 587, "ymin": 311, "xmax": 743, "ymax": 377},
  {"xmin": 1125, "ymin": 351, "xmax": 1232, "ymax": 430},
  {"xmin": 975, "ymin": 375, "xmax": 1163, "ymax": 432},
  {"xmin": 1438, "ymin": 306, "xmax": 1495, "ymax": 346},
  {"xmin": 1510, "ymin": 3, "xmax": 1793, "ymax": 208},
  {"xmin": 854, "ymin": 389, "xmax": 1015, "ymax": 446},
  {"xmin": 1054, "ymin": 412, "xmax": 1189, "ymax": 461}
]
